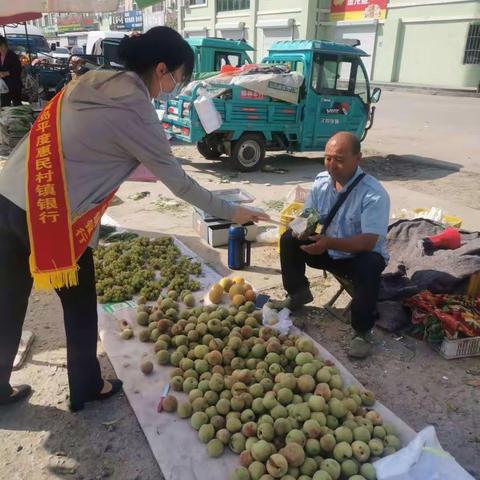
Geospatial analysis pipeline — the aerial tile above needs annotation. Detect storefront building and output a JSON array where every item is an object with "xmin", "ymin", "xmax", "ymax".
[
  {"xmin": 372, "ymin": 0, "xmax": 480, "ymax": 89},
  {"xmin": 178, "ymin": 0, "xmax": 332, "ymax": 62},
  {"xmin": 180, "ymin": 0, "xmax": 480, "ymax": 89}
]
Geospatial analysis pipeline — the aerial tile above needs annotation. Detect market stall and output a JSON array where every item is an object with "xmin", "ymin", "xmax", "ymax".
[
  {"xmin": 93, "ymin": 226, "xmax": 475, "ymax": 480},
  {"xmin": 0, "ymin": 1, "xmax": 121, "ymax": 148}
]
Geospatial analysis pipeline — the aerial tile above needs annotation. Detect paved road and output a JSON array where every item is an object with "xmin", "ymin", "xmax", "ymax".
[{"xmin": 364, "ymin": 90, "xmax": 480, "ymax": 173}]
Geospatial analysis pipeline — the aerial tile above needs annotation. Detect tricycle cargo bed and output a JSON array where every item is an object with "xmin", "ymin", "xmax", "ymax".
[{"xmin": 162, "ymin": 84, "xmax": 303, "ymax": 144}]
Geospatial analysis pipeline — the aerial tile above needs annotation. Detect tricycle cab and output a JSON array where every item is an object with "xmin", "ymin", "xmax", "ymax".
[
  {"xmin": 186, "ymin": 37, "xmax": 254, "ymax": 80},
  {"xmin": 263, "ymin": 40, "xmax": 378, "ymax": 151}
]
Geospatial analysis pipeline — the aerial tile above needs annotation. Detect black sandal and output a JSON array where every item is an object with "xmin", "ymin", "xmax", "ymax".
[
  {"xmin": 69, "ymin": 379, "xmax": 123, "ymax": 412},
  {"xmin": 0, "ymin": 384, "xmax": 32, "ymax": 406}
]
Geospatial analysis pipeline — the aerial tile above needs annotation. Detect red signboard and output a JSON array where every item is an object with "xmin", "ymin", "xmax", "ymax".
[
  {"xmin": 330, "ymin": 0, "xmax": 387, "ymax": 21},
  {"xmin": 57, "ymin": 15, "xmax": 99, "ymax": 33}
]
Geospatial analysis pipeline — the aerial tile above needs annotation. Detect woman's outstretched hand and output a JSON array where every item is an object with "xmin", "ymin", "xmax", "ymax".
[{"xmin": 232, "ymin": 205, "xmax": 270, "ymax": 225}]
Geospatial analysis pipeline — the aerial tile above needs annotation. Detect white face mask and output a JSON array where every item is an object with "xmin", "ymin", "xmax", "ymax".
[{"xmin": 156, "ymin": 72, "xmax": 181, "ymax": 103}]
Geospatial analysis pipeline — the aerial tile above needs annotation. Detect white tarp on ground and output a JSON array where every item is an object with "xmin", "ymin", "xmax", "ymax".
[{"xmin": 97, "ymin": 234, "xmax": 417, "ymax": 480}]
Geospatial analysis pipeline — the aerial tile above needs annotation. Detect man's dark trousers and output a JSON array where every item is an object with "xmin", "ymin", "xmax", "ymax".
[{"xmin": 280, "ymin": 230, "xmax": 386, "ymax": 333}]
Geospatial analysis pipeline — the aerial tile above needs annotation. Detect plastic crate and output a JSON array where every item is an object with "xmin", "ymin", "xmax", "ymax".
[
  {"xmin": 467, "ymin": 272, "xmax": 480, "ymax": 298},
  {"xmin": 277, "ymin": 202, "xmax": 304, "ymax": 251},
  {"xmin": 443, "ymin": 214, "xmax": 462, "ymax": 228},
  {"xmin": 436, "ymin": 336, "xmax": 480, "ymax": 359}
]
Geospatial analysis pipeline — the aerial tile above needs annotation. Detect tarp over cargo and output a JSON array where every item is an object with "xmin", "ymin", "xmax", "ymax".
[{"xmin": 185, "ymin": 64, "xmax": 305, "ymax": 104}]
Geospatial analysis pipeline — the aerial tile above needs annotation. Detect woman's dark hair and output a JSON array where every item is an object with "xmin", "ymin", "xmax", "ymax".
[
  {"xmin": 119, "ymin": 27, "xmax": 193, "ymax": 84},
  {"xmin": 0, "ymin": 35, "xmax": 8, "ymax": 47}
]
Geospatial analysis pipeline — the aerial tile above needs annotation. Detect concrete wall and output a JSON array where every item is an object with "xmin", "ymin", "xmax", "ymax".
[
  {"xmin": 373, "ymin": 0, "xmax": 480, "ymax": 88},
  {"xmin": 181, "ymin": 0, "xmax": 332, "ymax": 61}
]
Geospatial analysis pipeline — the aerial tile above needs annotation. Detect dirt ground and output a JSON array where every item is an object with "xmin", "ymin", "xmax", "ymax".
[{"xmin": 1, "ymin": 143, "xmax": 480, "ymax": 479}]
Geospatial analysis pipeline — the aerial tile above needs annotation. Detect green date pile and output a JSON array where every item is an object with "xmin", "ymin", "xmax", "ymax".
[
  {"xmin": 125, "ymin": 292, "xmax": 402, "ymax": 480},
  {"xmin": 94, "ymin": 236, "xmax": 202, "ymax": 304}
]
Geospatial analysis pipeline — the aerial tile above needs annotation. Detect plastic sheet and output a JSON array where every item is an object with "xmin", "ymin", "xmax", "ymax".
[
  {"xmin": 97, "ymin": 233, "xmax": 418, "ymax": 480},
  {"xmin": 374, "ymin": 426, "xmax": 475, "ymax": 480},
  {"xmin": 262, "ymin": 304, "xmax": 293, "ymax": 335}
]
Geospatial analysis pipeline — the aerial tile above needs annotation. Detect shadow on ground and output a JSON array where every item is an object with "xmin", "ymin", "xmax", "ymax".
[
  {"xmin": 363, "ymin": 154, "xmax": 462, "ymax": 182},
  {"xmin": 174, "ymin": 143, "xmax": 464, "ymax": 188}
]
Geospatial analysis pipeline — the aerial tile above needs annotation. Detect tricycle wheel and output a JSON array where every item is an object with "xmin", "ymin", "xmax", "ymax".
[
  {"xmin": 197, "ymin": 141, "xmax": 221, "ymax": 160},
  {"xmin": 231, "ymin": 133, "xmax": 266, "ymax": 172}
]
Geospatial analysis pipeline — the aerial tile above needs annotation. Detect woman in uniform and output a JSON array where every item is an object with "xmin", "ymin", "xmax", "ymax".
[{"xmin": 0, "ymin": 27, "xmax": 267, "ymax": 411}]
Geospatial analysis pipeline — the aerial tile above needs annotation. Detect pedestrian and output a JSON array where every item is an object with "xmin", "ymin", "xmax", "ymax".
[
  {"xmin": 0, "ymin": 26, "xmax": 268, "ymax": 411},
  {"xmin": 0, "ymin": 35, "xmax": 23, "ymax": 107},
  {"xmin": 269, "ymin": 132, "xmax": 390, "ymax": 359}
]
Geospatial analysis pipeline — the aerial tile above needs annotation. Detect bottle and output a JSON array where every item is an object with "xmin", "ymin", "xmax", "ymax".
[
  {"xmin": 228, "ymin": 225, "xmax": 251, "ymax": 270},
  {"xmin": 194, "ymin": 89, "xmax": 222, "ymax": 134}
]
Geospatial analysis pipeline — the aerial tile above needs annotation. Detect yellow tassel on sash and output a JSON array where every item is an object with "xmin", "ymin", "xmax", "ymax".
[{"xmin": 30, "ymin": 256, "xmax": 79, "ymax": 290}]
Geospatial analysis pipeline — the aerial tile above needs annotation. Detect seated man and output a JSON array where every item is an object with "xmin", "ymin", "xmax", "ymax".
[{"xmin": 273, "ymin": 131, "xmax": 390, "ymax": 359}]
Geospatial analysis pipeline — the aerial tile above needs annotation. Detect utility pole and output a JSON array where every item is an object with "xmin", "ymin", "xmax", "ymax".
[{"xmin": 177, "ymin": 1, "xmax": 185, "ymax": 35}]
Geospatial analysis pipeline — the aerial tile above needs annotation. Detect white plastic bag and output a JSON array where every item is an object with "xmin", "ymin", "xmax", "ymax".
[
  {"xmin": 194, "ymin": 88, "xmax": 222, "ymax": 134},
  {"xmin": 374, "ymin": 426, "xmax": 475, "ymax": 480},
  {"xmin": 414, "ymin": 207, "xmax": 444, "ymax": 222},
  {"xmin": 391, "ymin": 207, "xmax": 444, "ymax": 223},
  {"xmin": 0, "ymin": 79, "xmax": 8, "ymax": 94},
  {"xmin": 286, "ymin": 185, "xmax": 310, "ymax": 204},
  {"xmin": 256, "ymin": 227, "xmax": 278, "ymax": 244},
  {"xmin": 262, "ymin": 304, "xmax": 292, "ymax": 335},
  {"xmin": 289, "ymin": 216, "xmax": 309, "ymax": 237}
]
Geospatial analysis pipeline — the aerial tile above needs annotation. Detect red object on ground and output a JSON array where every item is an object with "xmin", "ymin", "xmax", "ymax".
[
  {"xmin": 406, "ymin": 290, "xmax": 480, "ymax": 338},
  {"xmin": 424, "ymin": 227, "xmax": 461, "ymax": 250}
]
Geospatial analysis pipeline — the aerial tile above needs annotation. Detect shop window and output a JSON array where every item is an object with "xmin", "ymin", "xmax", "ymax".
[
  {"xmin": 152, "ymin": 2, "xmax": 164, "ymax": 12},
  {"xmin": 464, "ymin": 23, "xmax": 480, "ymax": 64},
  {"xmin": 216, "ymin": 0, "xmax": 250, "ymax": 12}
]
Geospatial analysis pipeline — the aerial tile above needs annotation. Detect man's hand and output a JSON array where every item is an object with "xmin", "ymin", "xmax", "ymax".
[
  {"xmin": 300, "ymin": 234, "xmax": 329, "ymax": 255},
  {"xmin": 0, "ymin": 71, "xmax": 8, "ymax": 78},
  {"xmin": 232, "ymin": 205, "xmax": 270, "ymax": 224},
  {"xmin": 292, "ymin": 230, "xmax": 310, "ymax": 241}
]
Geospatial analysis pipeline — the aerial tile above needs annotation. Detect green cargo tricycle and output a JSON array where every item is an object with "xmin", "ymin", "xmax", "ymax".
[{"xmin": 163, "ymin": 40, "xmax": 381, "ymax": 171}]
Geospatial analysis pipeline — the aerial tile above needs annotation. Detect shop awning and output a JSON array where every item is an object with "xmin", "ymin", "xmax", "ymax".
[
  {"xmin": 0, "ymin": 1, "xmax": 120, "ymax": 25},
  {"xmin": 135, "ymin": 0, "xmax": 161, "ymax": 9}
]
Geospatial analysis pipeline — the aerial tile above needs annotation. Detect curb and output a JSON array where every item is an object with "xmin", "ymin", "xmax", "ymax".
[{"xmin": 371, "ymin": 82, "xmax": 480, "ymax": 98}]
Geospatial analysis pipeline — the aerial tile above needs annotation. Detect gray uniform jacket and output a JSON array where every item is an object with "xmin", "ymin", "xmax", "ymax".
[{"xmin": 0, "ymin": 70, "xmax": 235, "ymax": 223}]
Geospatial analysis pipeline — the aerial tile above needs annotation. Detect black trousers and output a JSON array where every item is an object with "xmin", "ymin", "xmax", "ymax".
[
  {"xmin": 0, "ymin": 194, "xmax": 103, "ymax": 403},
  {"xmin": 0, "ymin": 86, "xmax": 22, "ymax": 107},
  {"xmin": 280, "ymin": 230, "xmax": 386, "ymax": 333}
]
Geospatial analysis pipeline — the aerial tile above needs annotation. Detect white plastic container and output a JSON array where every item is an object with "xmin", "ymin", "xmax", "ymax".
[{"xmin": 194, "ymin": 89, "xmax": 222, "ymax": 134}]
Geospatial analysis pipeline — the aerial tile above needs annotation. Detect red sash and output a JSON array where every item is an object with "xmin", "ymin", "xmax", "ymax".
[{"xmin": 26, "ymin": 90, "xmax": 116, "ymax": 290}]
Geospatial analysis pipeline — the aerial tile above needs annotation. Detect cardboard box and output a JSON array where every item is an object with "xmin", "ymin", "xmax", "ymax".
[{"xmin": 193, "ymin": 210, "xmax": 257, "ymax": 247}]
